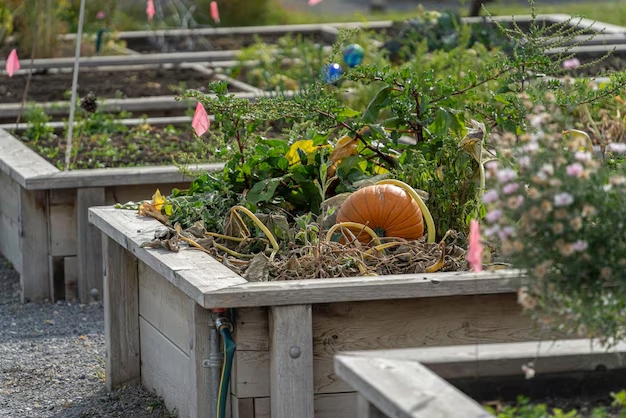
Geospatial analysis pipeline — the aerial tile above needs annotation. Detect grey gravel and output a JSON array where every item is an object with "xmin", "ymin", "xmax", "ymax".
[{"xmin": 0, "ymin": 258, "xmax": 175, "ymax": 418}]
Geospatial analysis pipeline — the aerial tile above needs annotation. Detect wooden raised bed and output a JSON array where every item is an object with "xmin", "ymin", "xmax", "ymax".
[
  {"xmin": 0, "ymin": 129, "xmax": 222, "ymax": 303},
  {"xmin": 87, "ymin": 206, "xmax": 575, "ymax": 418},
  {"xmin": 334, "ymin": 339, "xmax": 626, "ymax": 417}
]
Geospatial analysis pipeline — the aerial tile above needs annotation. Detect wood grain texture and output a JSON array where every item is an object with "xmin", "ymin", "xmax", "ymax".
[
  {"xmin": 357, "ymin": 395, "xmax": 387, "ymax": 418},
  {"xmin": 0, "ymin": 172, "xmax": 22, "ymax": 272},
  {"xmin": 64, "ymin": 256, "xmax": 78, "ymax": 301},
  {"xmin": 188, "ymin": 300, "xmax": 212, "ymax": 418},
  {"xmin": 138, "ymin": 262, "xmax": 191, "ymax": 355},
  {"xmin": 234, "ymin": 308, "xmax": 269, "ymax": 351},
  {"xmin": 232, "ymin": 294, "xmax": 553, "ymax": 398},
  {"xmin": 335, "ymin": 356, "xmax": 492, "ymax": 418},
  {"xmin": 104, "ymin": 236, "xmax": 140, "ymax": 390},
  {"xmin": 89, "ymin": 207, "xmax": 247, "ymax": 307},
  {"xmin": 48, "ymin": 189, "xmax": 77, "ymax": 257},
  {"xmin": 140, "ymin": 317, "xmax": 193, "ymax": 418},
  {"xmin": 231, "ymin": 396, "xmax": 254, "ymax": 418},
  {"xmin": 254, "ymin": 393, "xmax": 358, "ymax": 418},
  {"xmin": 77, "ymin": 187, "xmax": 106, "ymax": 303},
  {"xmin": 18, "ymin": 188, "xmax": 50, "ymax": 302},
  {"xmin": 270, "ymin": 305, "xmax": 314, "ymax": 418}
]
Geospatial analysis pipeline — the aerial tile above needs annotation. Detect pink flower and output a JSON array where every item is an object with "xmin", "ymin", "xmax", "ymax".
[
  {"xmin": 308, "ymin": 0, "xmax": 324, "ymax": 5},
  {"xmin": 485, "ymin": 209, "xmax": 503, "ymax": 224},
  {"xmin": 554, "ymin": 192, "xmax": 574, "ymax": 207},
  {"xmin": 563, "ymin": 58, "xmax": 581, "ymax": 69},
  {"xmin": 572, "ymin": 240, "xmax": 588, "ymax": 251},
  {"xmin": 483, "ymin": 225, "xmax": 500, "ymax": 237},
  {"xmin": 191, "ymin": 102, "xmax": 210, "ymax": 136},
  {"xmin": 566, "ymin": 162, "xmax": 584, "ymax": 177},
  {"xmin": 498, "ymin": 226, "xmax": 515, "ymax": 241},
  {"xmin": 608, "ymin": 143, "xmax": 626, "ymax": 154},
  {"xmin": 497, "ymin": 168, "xmax": 517, "ymax": 183},
  {"xmin": 575, "ymin": 151, "xmax": 592, "ymax": 162},
  {"xmin": 503, "ymin": 182, "xmax": 520, "ymax": 195},
  {"xmin": 518, "ymin": 156, "xmax": 531, "ymax": 168},
  {"xmin": 482, "ymin": 189, "xmax": 499, "ymax": 204},
  {"xmin": 96, "ymin": 11, "xmax": 106, "ymax": 19},
  {"xmin": 467, "ymin": 219, "xmax": 483, "ymax": 273}
]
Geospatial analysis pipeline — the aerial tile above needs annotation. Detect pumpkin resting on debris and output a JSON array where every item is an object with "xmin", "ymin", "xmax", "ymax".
[{"xmin": 335, "ymin": 184, "xmax": 424, "ymax": 244}]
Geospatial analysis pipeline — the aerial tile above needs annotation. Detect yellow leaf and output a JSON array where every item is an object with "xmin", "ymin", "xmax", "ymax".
[
  {"xmin": 286, "ymin": 140, "xmax": 318, "ymax": 166},
  {"xmin": 373, "ymin": 164, "xmax": 390, "ymax": 175},
  {"xmin": 329, "ymin": 135, "xmax": 358, "ymax": 163},
  {"xmin": 151, "ymin": 189, "xmax": 167, "ymax": 211}
]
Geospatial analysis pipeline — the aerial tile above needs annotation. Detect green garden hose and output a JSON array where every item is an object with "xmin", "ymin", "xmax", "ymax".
[{"xmin": 215, "ymin": 318, "xmax": 236, "ymax": 418}]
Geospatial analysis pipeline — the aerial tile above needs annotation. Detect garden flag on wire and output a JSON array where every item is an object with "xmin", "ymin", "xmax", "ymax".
[
  {"xmin": 5, "ymin": 49, "xmax": 20, "ymax": 77},
  {"xmin": 146, "ymin": 0, "xmax": 155, "ymax": 21},
  {"xmin": 210, "ymin": 1, "xmax": 220, "ymax": 24},
  {"xmin": 192, "ymin": 103, "xmax": 210, "ymax": 136},
  {"xmin": 467, "ymin": 219, "xmax": 483, "ymax": 273}
]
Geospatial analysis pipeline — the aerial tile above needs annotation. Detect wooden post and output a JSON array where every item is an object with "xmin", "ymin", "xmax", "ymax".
[
  {"xmin": 77, "ymin": 187, "xmax": 106, "ymax": 303},
  {"xmin": 357, "ymin": 395, "xmax": 388, "ymax": 418},
  {"xmin": 189, "ymin": 300, "xmax": 212, "ymax": 418},
  {"xmin": 103, "ymin": 235, "xmax": 140, "ymax": 390},
  {"xmin": 269, "ymin": 304, "xmax": 314, "ymax": 418},
  {"xmin": 18, "ymin": 188, "xmax": 50, "ymax": 302}
]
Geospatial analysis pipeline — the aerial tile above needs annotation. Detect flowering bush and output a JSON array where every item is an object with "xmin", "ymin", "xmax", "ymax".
[{"xmin": 484, "ymin": 125, "xmax": 626, "ymax": 344}]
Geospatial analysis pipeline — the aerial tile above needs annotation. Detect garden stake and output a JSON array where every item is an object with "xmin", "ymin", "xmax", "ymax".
[{"xmin": 64, "ymin": 0, "xmax": 87, "ymax": 171}]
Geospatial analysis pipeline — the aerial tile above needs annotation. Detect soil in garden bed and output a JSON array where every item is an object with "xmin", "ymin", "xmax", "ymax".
[
  {"xmin": 0, "ymin": 67, "xmax": 242, "ymax": 104},
  {"xmin": 125, "ymin": 32, "xmax": 330, "ymax": 53},
  {"xmin": 455, "ymin": 369, "xmax": 626, "ymax": 417},
  {"xmin": 19, "ymin": 125, "xmax": 221, "ymax": 170}
]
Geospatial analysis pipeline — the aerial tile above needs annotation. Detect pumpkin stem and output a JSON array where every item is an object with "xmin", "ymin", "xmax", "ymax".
[
  {"xmin": 375, "ymin": 179, "xmax": 436, "ymax": 243},
  {"xmin": 325, "ymin": 222, "xmax": 383, "ymax": 246}
]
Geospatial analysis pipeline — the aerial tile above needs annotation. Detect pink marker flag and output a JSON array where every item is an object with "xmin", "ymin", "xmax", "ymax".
[
  {"xmin": 192, "ymin": 103, "xmax": 210, "ymax": 136},
  {"xmin": 308, "ymin": 0, "xmax": 324, "ymax": 5},
  {"xmin": 146, "ymin": 0, "xmax": 155, "ymax": 21},
  {"xmin": 210, "ymin": 1, "xmax": 220, "ymax": 24},
  {"xmin": 5, "ymin": 49, "xmax": 20, "ymax": 77},
  {"xmin": 467, "ymin": 219, "xmax": 483, "ymax": 273}
]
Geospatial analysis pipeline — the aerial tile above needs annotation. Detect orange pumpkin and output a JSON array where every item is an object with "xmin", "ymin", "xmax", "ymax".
[{"xmin": 335, "ymin": 184, "xmax": 424, "ymax": 243}]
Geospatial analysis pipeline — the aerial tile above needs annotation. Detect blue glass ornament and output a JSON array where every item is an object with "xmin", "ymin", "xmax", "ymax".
[
  {"xmin": 343, "ymin": 43, "xmax": 365, "ymax": 68},
  {"xmin": 322, "ymin": 63, "xmax": 344, "ymax": 83}
]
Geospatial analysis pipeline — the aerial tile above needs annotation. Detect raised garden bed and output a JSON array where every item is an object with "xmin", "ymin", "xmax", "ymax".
[
  {"xmin": 86, "ymin": 206, "xmax": 578, "ymax": 418},
  {"xmin": 0, "ymin": 66, "xmax": 247, "ymax": 104},
  {"xmin": 0, "ymin": 128, "xmax": 222, "ymax": 303},
  {"xmin": 334, "ymin": 339, "xmax": 626, "ymax": 417}
]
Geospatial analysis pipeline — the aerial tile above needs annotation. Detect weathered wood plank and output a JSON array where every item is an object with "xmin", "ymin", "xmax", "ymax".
[
  {"xmin": 206, "ymin": 270, "xmax": 525, "ymax": 308},
  {"xmin": 48, "ymin": 189, "xmax": 77, "ymax": 257},
  {"xmin": 231, "ymin": 396, "xmax": 254, "ymax": 418},
  {"xmin": 77, "ymin": 187, "xmax": 106, "ymax": 303},
  {"xmin": 357, "ymin": 395, "xmax": 387, "ymax": 418},
  {"xmin": 350, "ymin": 338, "xmax": 626, "ymax": 379},
  {"xmin": 270, "ymin": 304, "xmax": 314, "ymax": 418},
  {"xmin": 104, "ymin": 236, "xmax": 140, "ymax": 390},
  {"xmin": 335, "ymin": 356, "xmax": 492, "ymax": 418},
  {"xmin": 0, "ymin": 172, "xmax": 22, "ymax": 272},
  {"xmin": 18, "ymin": 188, "xmax": 50, "ymax": 302},
  {"xmin": 140, "ymin": 317, "xmax": 193, "ymax": 418},
  {"xmin": 189, "ymin": 302, "xmax": 212, "ymax": 418},
  {"xmin": 232, "ymin": 294, "xmax": 553, "ymax": 398},
  {"xmin": 254, "ymin": 392, "xmax": 358, "ymax": 418},
  {"xmin": 89, "ymin": 207, "xmax": 247, "ymax": 307},
  {"xmin": 0, "ymin": 129, "xmax": 59, "ymax": 188},
  {"xmin": 234, "ymin": 307, "xmax": 269, "ymax": 351},
  {"xmin": 64, "ymin": 256, "xmax": 78, "ymax": 301},
  {"xmin": 26, "ymin": 163, "xmax": 224, "ymax": 190},
  {"xmin": 138, "ymin": 262, "xmax": 191, "ymax": 355}
]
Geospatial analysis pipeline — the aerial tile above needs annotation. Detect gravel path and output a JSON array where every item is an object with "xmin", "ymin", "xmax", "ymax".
[{"xmin": 0, "ymin": 258, "xmax": 174, "ymax": 418}]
